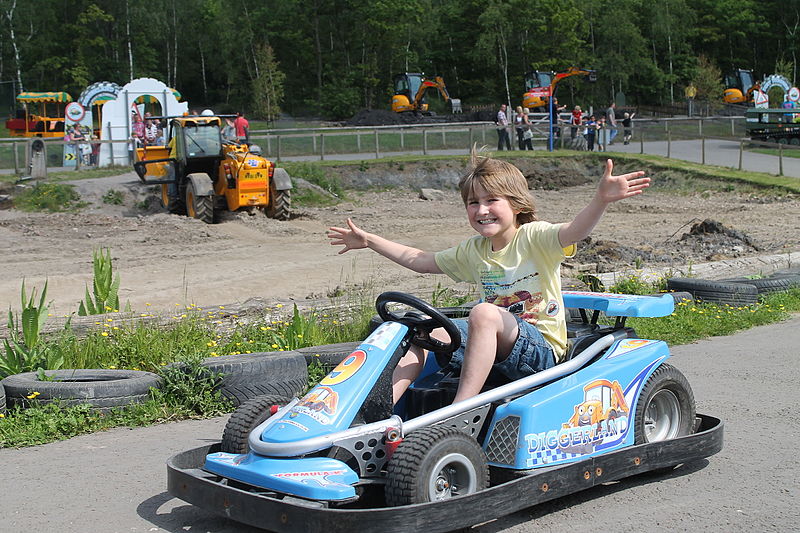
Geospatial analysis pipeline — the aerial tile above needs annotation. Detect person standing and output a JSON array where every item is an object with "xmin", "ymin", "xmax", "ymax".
[
  {"xmin": 514, "ymin": 106, "xmax": 527, "ymax": 150},
  {"xmin": 685, "ymin": 83, "xmax": 697, "ymax": 117},
  {"xmin": 233, "ymin": 112, "xmax": 250, "ymax": 144},
  {"xmin": 570, "ymin": 105, "xmax": 582, "ymax": 138},
  {"xmin": 585, "ymin": 115, "xmax": 597, "ymax": 152},
  {"xmin": 622, "ymin": 112, "xmax": 636, "ymax": 145},
  {"xmin": 496, "ymin": 104, "xmax": 511, "ymax": 151},
  {"xmin": 605, "ymin": 102, "xmax": 618, "ymax": 144}
]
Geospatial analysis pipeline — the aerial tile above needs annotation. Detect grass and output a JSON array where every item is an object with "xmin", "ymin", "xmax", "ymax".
[{"xmin": 13, "ymin": 182, "xmax": 87, "ymax": 212}]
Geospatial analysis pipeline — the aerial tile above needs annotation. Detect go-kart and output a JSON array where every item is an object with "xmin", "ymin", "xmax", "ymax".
[{"xmin": 167, "ymin": 291, "xmax": 723, "ymax": 532}]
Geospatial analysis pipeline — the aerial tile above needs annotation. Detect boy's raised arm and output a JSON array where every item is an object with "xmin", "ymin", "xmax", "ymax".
[
  {"xmin": 327, "ymin": 218, "xmax": 443, "ymax": 274},
  {"xmin": 558, "ymin": 159, "xmax": 650, "ymax": 247}
]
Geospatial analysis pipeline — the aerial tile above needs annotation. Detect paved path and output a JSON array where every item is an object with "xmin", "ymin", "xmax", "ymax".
[{"xmin": 1, "ymin": 315, "xmax": 798, "ymax": 532}]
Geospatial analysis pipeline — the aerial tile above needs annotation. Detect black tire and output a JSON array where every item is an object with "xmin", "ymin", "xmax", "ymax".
[
  {"xmin": 220, "ymin": 394, "xmax": 289, "ymax": 454},
  {"xmin": 185, "ymin": 180, "xmax": 213, "ymax": 223},
  {"xmin": 1, "ymin": 369, "xmax": 162, "ymax": 412},
  {"xmin": 666, "ymin": 277, "xmax": 758, "ymax": 306},
  {"xmin": 0, "ymin": 382, "xmax": 5, "ymax": 415},
  {"xmin": 200, "ymin": 351, "xmax": 307, "ymax": 407},
  {"xmin": 720, "ymin": 274, "xmax": 800, "ymax": 295},
  {"xmin": 266, "ymin": 180, "xmax": 291, "ymax": 220},
  {"xmin": 634, "ymin": 364, "xmax": 696, "ymax": 444},
  {"xmin": 296, "ymin": 342, "xmax": 361, "ymax": 369},
  {"xmin": 385, "ymin": 425, "xmax": 489, "ymax": 505}
]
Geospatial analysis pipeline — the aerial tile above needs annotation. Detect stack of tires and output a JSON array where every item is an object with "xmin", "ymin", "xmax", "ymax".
[{"xmin": 667, "ymin": 268, "xmax": 800, "ymax": 305}]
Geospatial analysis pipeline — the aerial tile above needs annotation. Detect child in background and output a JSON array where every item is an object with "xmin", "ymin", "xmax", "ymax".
[{"xmin": 327, "ymin": 148, "xmax": 649, "ymax": 404}]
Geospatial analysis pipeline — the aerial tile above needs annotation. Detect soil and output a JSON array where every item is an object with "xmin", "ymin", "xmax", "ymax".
[{"xmin": 1, "ymin": 157, "xmax": 798, "ymax": 317}]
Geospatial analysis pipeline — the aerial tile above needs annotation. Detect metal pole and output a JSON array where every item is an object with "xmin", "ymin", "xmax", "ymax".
[
  {"xmin": 312, "ymin": 133, "xmax": 317, "ymax": 154},
  {"xmin": 640, "ymin": 130, "xmax": 644, "ymax": 154},
  {"xmin": 375, "ymin": 129, "xmax": 379, "ymax": 159},
  {"xmin": 779, "ymin": 141, "xmax": 784, "ymax": 176},
  {"xmin": 357, "ymin": 132, "xmax": 361, "ymax": 152},
  {"xmin": 400, "ymin": 129, "xmax": 404, "ymax": 149},
  {"xmin": 75, "ymin": 142, "xmax": 81, "ymax": 170},
  {"xmin": 108, "ymin": 123, "xmax": 114, "ymax": 164},
  {"xmin": 701, "ymin": 136, "xmax": 705, "ymax": 165},
  {"xmin": 731, "ymin": 117, "xmax": 735, "ymax": 136},
  {"xmin": 738, "ymin": 140, "xmax": 743, "ymax": 170},
  {"xmin": 667, "ymin": 129, "xmax": 671, "ymax": 158},
  {"xmin": 423, "ymin": 129, "xmax": 428, "ymax": 155},
  {"xmin": 699, "ymin": 118, "xmax": 703, "ymax": 137},
  {"xmin": 481, "ymin": 124, "xmax": 486, "ymax": 144},
  {"xmin": 320, "ymin": 133, "xmax": 325, "ymax": 161},
  {"xmin": 277, "ymin": 135, "xmax": 281, "ymax": 161},
  {"xmin": 267, "ymin": 135, "xmax": 271, "ymax": 157},
  {"xmin": 13, "ymin": 141, "xmax": 19, "ymax": 174},
  {"xmin": 469, "ymin": 127, "xmax": 474, "ymax": 149}
]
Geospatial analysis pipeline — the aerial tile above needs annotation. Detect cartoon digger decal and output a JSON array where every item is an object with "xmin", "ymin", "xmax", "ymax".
[{"xmin": 564, "ymin": 379, "xmax": 629, "ymax": 435}]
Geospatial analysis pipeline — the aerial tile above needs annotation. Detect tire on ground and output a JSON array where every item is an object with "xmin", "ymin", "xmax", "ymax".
[
  {"xmin": 0, "ymin": 382, "xmax": 5, "ymax": 415},
  {"xmin": 296, "ymin": 342, "xmax": 361, "ymax": 370},
  {"xmin": 221, "ymin": 394, "xmax": 289, "ymax": 454},
  {"xmin": 720, "ymin": 274, "xmax": 800, "ymax": 295},
  {"xmin": 200, "ymin": 351, "xmax": 307, "ymax": 407},
  {"xmin": 666, "ymin": 277, "xmax": 758, "ymax": 306},
  {"xmin": 1, "ymin": 369, "xmax": 162, "ymax": 412}
]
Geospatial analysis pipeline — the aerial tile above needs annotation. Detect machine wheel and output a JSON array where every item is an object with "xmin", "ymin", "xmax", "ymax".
[
  {"xmin": 634, "ymin": 364, "xmax": 696, "ymax": 444},
  {"xmin": 220, "ymin": 394, "xmax": 289, "ymax": 454},
  {"xmin": 265, "ymin": 180, "xmax": 291, "ymax": 220},
  {"xmin": 385, "ymin": 425, "xmax": 489, "ymax": 505},
  {"xmin": 186, "ymin": 181, "xmax": 214, "ymax": 223}
]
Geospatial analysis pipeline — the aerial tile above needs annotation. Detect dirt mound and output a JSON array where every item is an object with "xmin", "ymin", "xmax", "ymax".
[
  {"xmin": 344, "ymin": 108, "xmax": 494, "ymax": 126},
  {"xmin": 678, "ymin": 218, "xmax": 762, "ymax": 260}
]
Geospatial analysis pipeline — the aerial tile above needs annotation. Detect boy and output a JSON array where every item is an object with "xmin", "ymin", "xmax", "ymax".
[{"xmin": 327, "ymin": 151, "xmax": 649, "ymax": 404}]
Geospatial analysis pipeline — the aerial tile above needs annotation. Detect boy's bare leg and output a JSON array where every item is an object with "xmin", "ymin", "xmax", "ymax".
[
  {"xmin": 453, "ymin": 304, "xmax": 519, "ymax": 403},
  {"xmin": 392, "ymin": 345, "xmax": 426, "ymax": 403}
]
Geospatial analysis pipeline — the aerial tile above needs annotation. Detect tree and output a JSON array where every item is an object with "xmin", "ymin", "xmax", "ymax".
[
  {"xmin": 252, "ymin": 44, "xmax": 285, "ymax": 123},
  {"xmin": 693, "ymin": 54, "xmax": 724, "ymax": 103}
]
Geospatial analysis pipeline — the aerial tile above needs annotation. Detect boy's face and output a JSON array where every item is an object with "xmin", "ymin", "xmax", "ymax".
[{"xmin": 465, "ymin": 182, "xmax": 520, "ymax": 250}]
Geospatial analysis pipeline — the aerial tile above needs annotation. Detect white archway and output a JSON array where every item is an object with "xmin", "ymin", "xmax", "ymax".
[{"xmin": 98, "ymin": 77, "xmax": 187, "ymax": 167}]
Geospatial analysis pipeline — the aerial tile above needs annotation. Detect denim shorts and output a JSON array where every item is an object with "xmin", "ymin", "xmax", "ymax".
[{"xmin": 441, "ymin": 317, "xmax": 555, "ymax": 381}]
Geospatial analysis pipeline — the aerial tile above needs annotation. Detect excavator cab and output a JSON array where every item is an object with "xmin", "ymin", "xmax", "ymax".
[
  {"xmin": 392, "ymin": 73, "xmax": 429, "ymax": 113},
  {"xmin": 523, "ymin": 68, "xmax": 596, "ymax": 111},
  {"xmin": 524, "ymin": 71, "xmax": 554, "ymax": 92},
  {"xmin": 724, "ymin": 69, "xmax": 757, "ymax": 105}
]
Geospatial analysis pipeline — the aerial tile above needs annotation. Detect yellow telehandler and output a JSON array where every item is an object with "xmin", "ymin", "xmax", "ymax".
[{"xmin": 133, "ymin": 114, "xmax": 291, "ymax": 223}]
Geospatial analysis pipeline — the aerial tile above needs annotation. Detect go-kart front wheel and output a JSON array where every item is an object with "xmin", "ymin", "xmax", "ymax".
[
  {"xmin": 634, "ymin": 363, "xmax": 696, "ymax": 444},
  {"xmin": 385, "ymin": 425, "xmax": 488, "ymax": 505},
  {"xmin": 221, "ymin": 394, "xmax": 288, "ymax": 454}
]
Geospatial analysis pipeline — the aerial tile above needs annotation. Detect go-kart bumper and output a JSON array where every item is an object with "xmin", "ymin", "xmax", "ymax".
[{"xmin": 167, "ymin": 414, "xmax": 723, "ymax": 532}]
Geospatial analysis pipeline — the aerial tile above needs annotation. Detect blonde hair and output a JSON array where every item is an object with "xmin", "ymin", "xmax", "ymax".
[{"xmin": 458, "ymin": 146, "xmax": 537, "ymax": 225}]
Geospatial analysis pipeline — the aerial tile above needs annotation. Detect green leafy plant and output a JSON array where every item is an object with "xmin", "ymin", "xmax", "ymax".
[
  {"xmin": 154, "ymin": 356, "xmax": 230, "ymax": 417},
  {"xmin": 13, "ymin": 183, "xmax": 86, "ymax": 212},
  {"xmin": 1, "ymin": 281, "xmax": 63, "ymax": 378},
  {"xmin": 78, "ymin": 248, "xmax": 121, "ymax": 316},
  {"xmin": 102, "ymin": 189, "xmax": 125, "ymax": 205}
]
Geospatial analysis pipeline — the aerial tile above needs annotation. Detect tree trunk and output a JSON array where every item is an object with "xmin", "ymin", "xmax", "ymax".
[
  {"xmin": 126, "ymin": 0, "xmax": 133, "ymax": 80},
  {"xmin": 4, "ymin": 0, "xmax": 24, "ymax": 92}
]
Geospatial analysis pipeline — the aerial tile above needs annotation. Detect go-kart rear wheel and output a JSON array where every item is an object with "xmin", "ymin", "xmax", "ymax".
[
  {"xmin": 221, "ymin": 394, "xmax": 288, "ymax": 454},
  {"xmin": 634, "ymin": 364, "xmax": 696, "ymax": 444},
  {"xmin": 385, "ymin": 425, "xmax": 488, "ymax": 505}
]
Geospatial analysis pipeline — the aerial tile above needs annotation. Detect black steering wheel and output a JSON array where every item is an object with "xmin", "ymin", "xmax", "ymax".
[{"xmin": 376, "ymin": 291, "xmax": 461, "ymax": 354}]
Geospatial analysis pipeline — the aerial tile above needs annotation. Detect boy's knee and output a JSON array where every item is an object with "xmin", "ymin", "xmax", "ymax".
[{"xmin": 468, "ymin": 302, "xmax": 504, "ymax": 328}]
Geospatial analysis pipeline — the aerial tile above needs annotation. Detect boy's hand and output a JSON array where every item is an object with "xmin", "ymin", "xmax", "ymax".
[
  {"xmin": 327, "ymin": 218, "xmax": 368, "ymax": 254},
  {"xmin": 597, "ymin": 159, "xmax": 650, "ymax": 204}
]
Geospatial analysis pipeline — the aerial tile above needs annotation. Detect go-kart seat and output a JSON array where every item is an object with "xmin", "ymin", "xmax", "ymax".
[{"xmin": 563, "ymin": 326, "xmax": 637, "ymax": 361}]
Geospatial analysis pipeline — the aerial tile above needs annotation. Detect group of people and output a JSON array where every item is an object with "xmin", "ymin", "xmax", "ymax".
[
  {"xmin": 66, "ymin": 124, "xmax": 100, "ymax": 166},
  {"xmin": 132, "ymin": 112, "xmax": 165, "ymax": 147},
  {"xmin": 496, "ymin": 101, "xmax": 635, "ymax": 152}
]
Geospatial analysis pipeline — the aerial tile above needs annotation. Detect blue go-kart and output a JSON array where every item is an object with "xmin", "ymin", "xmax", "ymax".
[{"xmin": 167, "ymin": 291, "xmax": 723, "ymax": 532}]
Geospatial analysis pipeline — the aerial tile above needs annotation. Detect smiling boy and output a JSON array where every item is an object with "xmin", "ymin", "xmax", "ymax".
[{"xmin": 327, "ymin": 150, "xmax": 649, "ymax": 404}]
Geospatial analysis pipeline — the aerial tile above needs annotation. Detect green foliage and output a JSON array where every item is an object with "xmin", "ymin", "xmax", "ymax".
[
  {"xmin": 1, "ymin": 280, "xmax": 63, "ymax": 378},
  {"xmin": 252, "ymin": 44, "xmax": 286, "ymax": 122},
  {"xmin": 154, "ymin": 356, "xmax": 231, "ymax": 417},
  {"xmin": 13, "ymin": 183, "xmax": 85, "ymax": 213},
  {"xmin": 102, "ymin": 190, "xmax": 125, "ymax": 205},
  {"xmin": 78, "ymin": 249, "xmax": 121, "ymax": 316}
]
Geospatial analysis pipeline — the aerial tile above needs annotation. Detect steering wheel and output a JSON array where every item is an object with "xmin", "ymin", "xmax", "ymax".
[{"xmin": 376, "ymin": 291, "xmax": 461, "ymax": 355}]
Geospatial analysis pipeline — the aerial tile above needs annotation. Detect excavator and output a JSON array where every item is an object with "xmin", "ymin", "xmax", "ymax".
[
  {"xmin": 391, "ymin": 73, "xmax": 461, "ymax": 114},
  {"xmin": 522, "ymin": 67, "xmax": 596, "ymax": 110},
  {"xmin": 723, "ymin": 69, "xmax": 759, "ymax": 105}
]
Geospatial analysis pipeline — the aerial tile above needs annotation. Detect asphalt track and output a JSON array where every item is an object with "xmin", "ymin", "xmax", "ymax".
[{"xmin": 1, "ymin": 314, "xmax": 798, "ymax": 533}]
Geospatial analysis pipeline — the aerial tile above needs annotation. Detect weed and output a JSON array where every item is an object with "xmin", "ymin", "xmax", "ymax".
[
  {"xmin": 14, "ymin": 183, "xmax": 86, "ymax": 212},
  {"xmin": 154, "ymin": 355, "xmax": 231, "ymax": 417},
  {"xmin": 78, "ymin": 249, "xmax": 123, "ymax": 316},
  {"xmin": 102, "ymin": 189, "xmax": 125, "ymax": 205}
]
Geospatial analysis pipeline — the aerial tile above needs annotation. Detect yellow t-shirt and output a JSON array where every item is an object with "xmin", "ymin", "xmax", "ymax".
[{"xmin": 434, "ymin": 221, "xmax": 575, "ymax": 361}]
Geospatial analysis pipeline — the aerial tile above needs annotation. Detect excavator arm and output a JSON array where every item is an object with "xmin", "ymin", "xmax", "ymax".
[{"xmin": 412, "ymin": 76, "xmax": 451, "ymax": 107}]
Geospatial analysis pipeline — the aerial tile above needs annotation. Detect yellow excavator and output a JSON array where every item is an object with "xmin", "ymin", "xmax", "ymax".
[
  {"xmin": 391, "ymin": 73, "xmax": 460, "ymax": 113},
  {"xmin": 522, "ymin": 67, "xmax": 596, "ymax": 110},
  {"xmin": 723, "ymin": 69, "xmax": 759, "ymax": 105}
]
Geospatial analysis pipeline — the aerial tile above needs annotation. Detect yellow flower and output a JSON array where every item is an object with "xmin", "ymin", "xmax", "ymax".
[
  {"xmin": 101, "ymin": 331, "xmax": 109, "ymax": 336},
  {"xmin": 113, "ymin": 326, "xmax": 119, "ymax": 330},
  {"xmin": 26, "ymin": 391, "xmax": 41, "ymax": 399},
  {"xmin": 219, "ymin": 306, "xmax": 225, "ymax": 309},
  {"xmin": 276, "ymin": 304, "xmax": 284, "ymax": 308},
  {"xmin": 0, "ymin": 413, "xmax": 5, "ymax": 418},
  {"xmin": 271, "ymin": 344, "xmax": 279, "ymax": 349},
  {"xmin": 210, "ymin": 352, "xmax": 218, "ymax": 356},
  {"xmin": 108, "ymin": 365, "xmax": 116, "ymax": 369}
]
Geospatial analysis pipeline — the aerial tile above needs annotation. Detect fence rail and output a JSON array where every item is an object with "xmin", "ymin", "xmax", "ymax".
[{"xmin": 4, "ymin": 115, "xmax": 797, "ymax": 178}]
